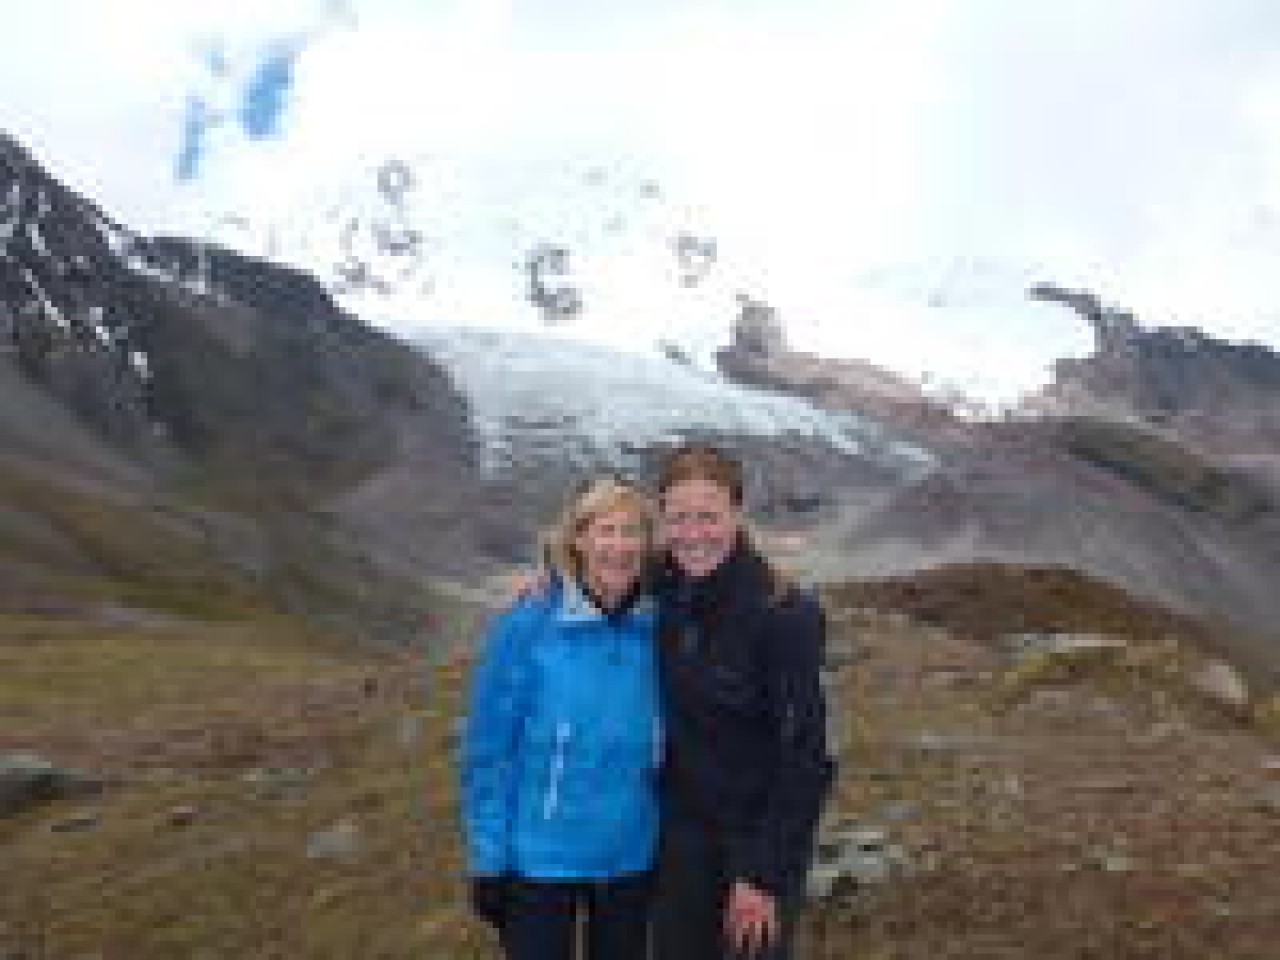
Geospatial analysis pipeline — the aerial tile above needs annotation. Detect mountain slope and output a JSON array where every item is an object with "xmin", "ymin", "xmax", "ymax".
[
  {"xmin": 9, "ymin": 129, "xmax": 1280, "ymax": 662},
  {"xmin": 1, "ymin": 131, "xmax": 474, "ymax": 633},
  {"xmin": 708, "ymin": 282, "xmax": 1280, "ymax": 646}
]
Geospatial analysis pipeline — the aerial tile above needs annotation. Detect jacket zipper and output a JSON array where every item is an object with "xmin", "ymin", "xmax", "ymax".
[{"xmin": 544, "ymin": 721, "xmax": 571, "ymax": 819}]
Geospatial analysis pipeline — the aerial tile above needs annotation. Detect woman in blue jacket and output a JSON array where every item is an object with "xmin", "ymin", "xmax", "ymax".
[{"xmin": 461, "ymin": 478, "xmax": 662, "ymax": 960}]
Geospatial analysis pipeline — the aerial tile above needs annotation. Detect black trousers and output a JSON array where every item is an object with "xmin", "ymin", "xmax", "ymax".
[
  {"xmin": 499, "ymin": 872, "xmax": 652, "ymax": 960},
  {"xmin": 650, "ymin": 818, "xmax": 795, "ymax": 960}
]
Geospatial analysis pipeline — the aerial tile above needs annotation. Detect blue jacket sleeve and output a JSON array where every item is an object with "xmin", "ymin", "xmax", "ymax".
[
  {"xmin": 460, "ymin": 604, "xmax": 536, "ymax": 877},
  {"xmin": 725, "ymin": 593, "xmax": 836, "ymax": 898}
]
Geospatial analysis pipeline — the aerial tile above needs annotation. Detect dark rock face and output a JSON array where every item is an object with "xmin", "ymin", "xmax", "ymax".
[
  {"xmin": 1, "ymin": 135, "xmax": 156, "ymax": 450},
  {"xmin": 1025, "ymin": 284, "xmax": 1280, "ymax": 473},
  {"xmin": 1, "ymin": 133, "xmax": 471, "ymax": 498},
  {"xmin": 0, "ymin": 131, "xmax": 474, "ymax": 632}
]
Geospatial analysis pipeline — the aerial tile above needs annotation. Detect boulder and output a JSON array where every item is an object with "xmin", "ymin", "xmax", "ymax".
[
  {"xmin": 0, "ymin": 753, "xmax": 102, "ymax": 820},
  {"xmin": 1188, "ymin": 660, "xmax": 1250, "ymax": 713},
  {"xmin": 1255, "ymin": 785, "xmax": 1280, "ymax": 815},
  {"xmin": 807, "ymin": 822, "xmax": 910, "ymax": 902},
  {"xmin": 1005, "ymin": 631, "xmax": 1124, "ymax": 661},
  {"xmin": 306, "ymin": 819, "xmax": 361, "ymax": 860}
]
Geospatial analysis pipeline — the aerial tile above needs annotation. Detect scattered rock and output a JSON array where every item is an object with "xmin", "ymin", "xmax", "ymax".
[
  {"xmin": 397, "ymin": 714, "xmax": 423, "ymax": 749},
  {"xmin": 921, "ymin": 667, "xmax": 979, "ymax": 690},
  {"xmin": 242, "ymin": 766, "xmax": 313, "ymax": 801},
  {"xmin": 1204, "ymin": 900, "xmax": 1235, "ymax": 918},
  {"xmin": 1005, "ymin": 632, "xmax": 1125, "ymax": 662},
  {"xmin": 1083, "ymin": 847, "xmax": 1137, "ymax": 873},
  {"xmin": 167, "ymin": 805, "xmax": 199, "ymax": 827},
  {"xmin": 1188, "ymin": 660, "xmax": 1250, "ymax": 713},
  {"xmin": 877, "ymin": 802, "xmax": 920, "ymax": 823},
  {"xmin": 307, "ymin": 819, "xmax": 361, "ymax": 860},
  {"xmin": 1024, "ymin": 688, "xmax": 1077, "ymax": 711},
  {"xmin": 1083, "ymin": 695, "xmax": 1130, "ymax": 720},
  {"xmin": 822, "ymin": 630, "xmax": 864, "ymax": 670},
  {"xmin": 47, "ymin": 809, "xmax": 101, "ymax": 833},
  {"xmin": 1134, "ymin": 720, "xmax": 1185, "ymax": 745},
  {"xmin": 1254, "ymin": 786, "xmax": 1280, "ymax": 814},
  {"xmin": 908, "ymin": 731, "xmax": 996, "ymax": 755},
  {"xmin": 807, "ymin": 823, "xmax": 910, "ymax": 901},
  {"xmin": 1101, "ymin": 854, "xmax": 1135, "ymax": 873}
]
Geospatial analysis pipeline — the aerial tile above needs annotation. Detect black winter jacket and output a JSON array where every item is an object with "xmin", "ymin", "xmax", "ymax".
[{"xmin": 657, "ymin": 542, "xmax": 835, "ymax": 899}]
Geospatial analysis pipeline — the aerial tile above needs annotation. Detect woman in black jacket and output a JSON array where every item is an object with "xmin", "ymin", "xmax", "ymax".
[{"xmin": 650, "ymin": 444, "xmax": 834, "ymax": 960}]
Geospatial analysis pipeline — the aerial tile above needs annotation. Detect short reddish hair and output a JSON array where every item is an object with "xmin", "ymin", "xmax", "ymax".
[{"xmin": 656, "ymin": 444, "xmax": 744, "ymax": 506}]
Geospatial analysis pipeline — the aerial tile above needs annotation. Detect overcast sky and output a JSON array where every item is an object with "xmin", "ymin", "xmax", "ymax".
[{"xmin": 5, "ymin": 0, "xmax": 1280, "ymax": 402}]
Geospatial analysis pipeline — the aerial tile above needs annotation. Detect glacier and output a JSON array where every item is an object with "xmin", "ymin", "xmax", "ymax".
[{"xmin": 411, "ymin": 324, "xmax": 931, "ymax": 475}]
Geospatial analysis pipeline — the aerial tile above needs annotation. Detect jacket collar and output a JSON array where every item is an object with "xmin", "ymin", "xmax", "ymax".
[{"xmin": 554, "ymin": 576, "xmax": 656, "ymax": 625}]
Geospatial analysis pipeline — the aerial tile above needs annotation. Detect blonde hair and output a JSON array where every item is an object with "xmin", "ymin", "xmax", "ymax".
[{"xmin": 541, "ymin": 477, "xmax": 656, "ymax": 584}]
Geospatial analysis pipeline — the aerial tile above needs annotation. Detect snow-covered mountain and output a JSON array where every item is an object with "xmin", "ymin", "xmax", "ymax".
[
  {"xmin": 202, "ymin": 155, "xmax": 739, "ymax": 364},
  {"xmin": 195, "ymin": 152, "xmax": 943, "ymax": 476},
  {"xmin": 190, "ymin": 144, "xmax": 1112, "ymax": 423},
  {"xmin": 11, "ymin": 127, "xmax": 1280, "ymax": 655}
]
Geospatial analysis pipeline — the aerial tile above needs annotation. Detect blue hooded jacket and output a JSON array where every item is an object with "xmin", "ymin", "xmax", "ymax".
[{"xmin": 460, "ymin": 579, "xmax": 662, "ymax": 880}]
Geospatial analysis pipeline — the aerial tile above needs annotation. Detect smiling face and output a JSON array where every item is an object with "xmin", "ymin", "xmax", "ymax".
[
  {"xmin": 574, "ymin": 505, "xmax": 650, "ymax": 603},
  {"xmin": 660, "ymin": 476, "xmax": 742, "ymax": 579}
]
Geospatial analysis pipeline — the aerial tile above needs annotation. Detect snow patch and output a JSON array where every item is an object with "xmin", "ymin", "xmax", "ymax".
[
  {"xmin": 93, "ymin": 215, "xmax": 135, "ymax": 258},
  {"xmin": 18, "ymin": 264, "xmax": 64, "ymax": 330},
  {"xmin": 26, "ymin": 220, "xmax": 50, "ymax": 260},
  {"xmin": 0, "ymin": 181, "xmax": 20, "ymax": 253}
]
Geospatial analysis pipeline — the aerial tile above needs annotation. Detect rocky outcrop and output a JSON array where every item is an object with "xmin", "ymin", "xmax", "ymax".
[
  {"xmin": 714, "ymin": 295, "xmax": 959, "ymax": 437},
  {"xmin": 1025, "ymin": 283, "xmax": 1280, "ymax": 478}
]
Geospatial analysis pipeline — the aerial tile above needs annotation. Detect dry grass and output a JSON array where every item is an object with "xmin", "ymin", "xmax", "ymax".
[
  {"xmin": 0, "ymin": 613, "xmax": 497, "ymax": 959},
  {"xmin": 4, "ymin": 572, "xmax": 1280, "ymax": 958},
  {"xmin": 0, "ymin": 461, "xmax": 270, "ymax": 620},
  {"xmin": 806, "ymin": 600, "xmax": 1280, "ymax": 959}
]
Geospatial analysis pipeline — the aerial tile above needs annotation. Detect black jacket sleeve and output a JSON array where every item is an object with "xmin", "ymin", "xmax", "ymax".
[{"xmin": 724, "ymin": 591, "xmax": 836, "ymax": 898}]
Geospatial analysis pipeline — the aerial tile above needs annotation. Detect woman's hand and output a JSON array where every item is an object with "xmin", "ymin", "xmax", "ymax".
[
  {"xmin": 506, "ymin": 568, "xmax": 549, "ymax": 603},
  {"xmin": 724, "ymin": 880, "xmax": 779, "ymax": 956}
]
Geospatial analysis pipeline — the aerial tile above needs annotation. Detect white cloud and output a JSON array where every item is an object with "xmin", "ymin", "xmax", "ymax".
[{"xmin": 5, "ymin": 0, "xmax": 1280, "ymax": 403}]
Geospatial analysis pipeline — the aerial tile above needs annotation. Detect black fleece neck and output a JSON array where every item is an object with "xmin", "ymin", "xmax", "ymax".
[
  {"xmin": 670, "ymin": 534, "xmax": 770, "ymax": 615},
  {"xmin": 577, "ymin": 576, "xmax": 644, "ymax": 626}
]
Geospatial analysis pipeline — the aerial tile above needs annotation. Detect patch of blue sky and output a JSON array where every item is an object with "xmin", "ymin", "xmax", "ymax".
[
  {"xmin": 237, "ymin": 42, "xmax": 300, "ymax": 141},
  {"xmin": 175, "ymin": 96, "xmax": 215, "ymax": 182}
]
